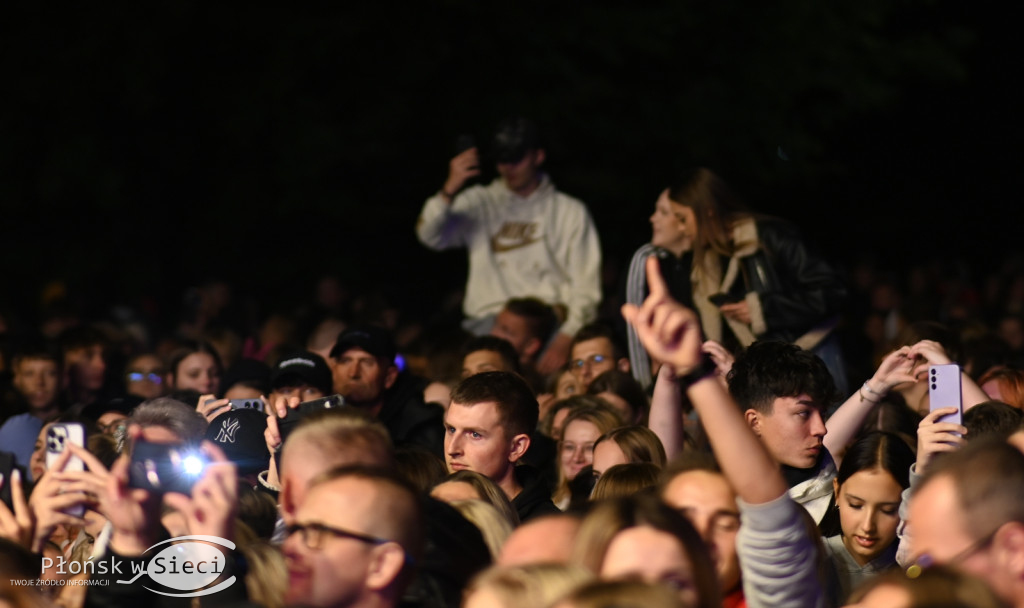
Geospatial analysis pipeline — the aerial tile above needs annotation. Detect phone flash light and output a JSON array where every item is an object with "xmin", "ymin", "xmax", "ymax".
[{"xmin": 183, "ymin": 455, "xmax": 204, "ymax": 476}]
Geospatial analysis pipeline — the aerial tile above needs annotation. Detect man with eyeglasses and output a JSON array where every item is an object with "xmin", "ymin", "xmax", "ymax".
[
  {"xmin": 283, "ymin": 465, "xmax": 424, "ymax": 608},
  {"xmin": 907, "ymin": 440, "xmax": 1024, "ymax": 606},
  {"xmin": 569, "ymin": 323, "xmax": 631, "ymax": 390}
]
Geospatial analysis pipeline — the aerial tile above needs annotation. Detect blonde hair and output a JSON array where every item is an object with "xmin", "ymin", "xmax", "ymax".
[
  {"xmin": 553, "ymin": 403, "xmax": 625, "ymax": 505},
  {"xmin": 450, "ymin": 499, "xmax": 514, "ymax": 561},
  {"xmin": 466, "ymin": 563, "xmax": 593, "ymax": 608},
  {"xmin": 594, "ymin": 426, "xmax": 667, "ymax": 468},
  {"xmin": 241, "ymin": 541, "xmax": 288, "ymax": 608},
  {"xmin": 555, "ymin": 579, "xmax": 686, "ymax": 608}
]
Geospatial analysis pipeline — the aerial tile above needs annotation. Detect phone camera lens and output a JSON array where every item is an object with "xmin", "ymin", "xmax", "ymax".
[{"xmin": 931, "ymin": 383, "xmax": 937, "ymax": 390}]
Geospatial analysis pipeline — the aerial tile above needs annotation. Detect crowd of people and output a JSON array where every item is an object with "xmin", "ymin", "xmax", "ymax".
[{"xmin": 4, "ymin": 118, "xmax": 1024, "ymax": 608}]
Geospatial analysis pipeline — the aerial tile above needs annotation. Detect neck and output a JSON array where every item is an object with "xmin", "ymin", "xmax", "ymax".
[
  {"xmin": 498, "ymin": 466, "xmax": 523, "ymax": 501},
  {"xmin": 509, "ymin": 176, "xmax": 542, "ymax": 198},
  {"xmin": 31, "ymin": 403, "xmax": 58, "ymax": 421}
]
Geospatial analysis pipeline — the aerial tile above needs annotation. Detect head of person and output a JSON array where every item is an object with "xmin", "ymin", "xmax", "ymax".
[
  {"xmin": 283, "ymin": 465, "xmax": 424, "ymax": 608},
  {"xmin": 444, "ymin": 372, "xmax": 537, "ymax": 492},
  {"xmin": 498, "ymin": 513, "xmax": 583, "ymax": 566},
  {"xmin": 461, "ymin": 336, "xmax": 522, "ymax": 379},
  {"xmin": 727, "ymin": 340, "xmax": 837, "ymax": 469},
  {"xmin": 570, "ymin": 324, "xmax": 630, "ymax": 390},
  {"xmin": 587, "ymin": 370, "xmax": 649, "ymax": 424},
  {"xmin": 908, "ymin": 439, "xmax": 1024, "ymax": 605},
  {"xmin": 59, "ymin": 325, "xmax": 108, "ymax": 394},
  {"xmin": 655, "ymin": 168, "xmax": 748, "ymax": 264},
  {"xmin": 553, "ymin": 579, "xmax": 688, "ymax": 608},
  {"xmin": 449, "ymin": 499, "xmax": 515, "ymax": 562},
  {"xmin": 124, "ymin": 353, "xmax": 166, "ymax": 401},
  {"xmin": 329, "ymin": 326, "xmax": 398, "ymax": 409},
  {"xmin": 541, "ymin": 394, "xmax": 606, "ymax": 441},
  {"xmin": 820, "ymin": 431, "xmax": 913, "ymax": 567},
  {"xmin": 559, "ymin": 404, "xmax": 625, "ymax": 485},
  {"xmin": 962, "ymin": 400, "xmax": 1024, "ymax": 442},
  {"xmin": 166, "ymin": 340, "xmax": 223, "ymax": 396},
  {"xmin": 571, "ymin": 494, "xmax": 720, "ymax": 608},
  {"xmin": 430, "ymin": 469, "xmax": 519, "ymax": 527},
  {"xmin": 10, "ymin": 342, "xmax": 61, "ymax": 412},
  {"xmin": 492, "ymin": 116, "xmax": 545, "ymax": 197},
  {"xmin": 590, "ymin": 463, "xmax": 662, "ymax": 501},
  {"xmin": 979, "ymin": 368, "xmax": 1024, "ymax": 409},
  {"xmin": 659, "ymin": 454, "xmax": 741, "ymax": 596},
  {"xmin": 128, "ymin": 397, "xmax": 209, "ymax": 445},
  {"xmin": 846, "ymin": 565, "xmax": 1004, "ymax": 608},
  {"xmin": 218, "ymin": 357, "xmax": 271, "ymax": 401},
  {"xmin": 270, "ymin": 351, "xmax": 333, "ymax": 403},
  {"xmin": 490, "ymin": 297, "xmax": 558, "ymax": 366},
  {"xmin": 464, "ymin": 563, "xmax": 594, "ymax": 608},
  {"xmin": 279, "ymin": 408, "xmax": 395, "ymax": 522},
  {"xmin": 592, "ymin": 426, "xmax": 667, "ymax": 477}
]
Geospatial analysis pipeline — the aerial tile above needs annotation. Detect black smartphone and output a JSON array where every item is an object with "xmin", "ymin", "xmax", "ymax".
[
  {"xmin": 277, "ymin": 394, "xmax": 347, "ymax": 446},
  {"xmin": 128, "ymin": 440, "xmax": 209, "ymax": 495},
  {"xmin": 0, "ymin": 451, "xmax": 17, "ymax": 512},
  {"xmin": 708, "ymin": 293, "xmax": 744, "ymax": 307},
  {"xmin": 454, "ymin": 134, "xmax": 476, "ymax": 155}
]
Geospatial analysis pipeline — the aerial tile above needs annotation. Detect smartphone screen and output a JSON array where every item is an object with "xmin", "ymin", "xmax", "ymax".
[{"xmin": 128, "ymin": 441, "xmax": 208, "ymax": 495}]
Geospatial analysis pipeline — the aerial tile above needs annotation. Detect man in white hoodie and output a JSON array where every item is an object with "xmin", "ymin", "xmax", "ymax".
[{"xmin": 416, "ymin": 117, "xmax": 601, "ymax": 374}]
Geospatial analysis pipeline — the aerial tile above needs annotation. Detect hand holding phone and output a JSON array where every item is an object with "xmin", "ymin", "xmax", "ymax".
[
  {"xmin": 45, "ymin": 423, "xmax": 87, "ymax": 517},
  {"xmin": 928, "ymin": 364, "xmax": 963, "ymax": 427},
  {"xmin": 708, "ymin": 293, "xmax": 743, "ymax": 307},
  {"xmin": 128, "ymin": 440, "xmax": 209, "ymax": 495}
]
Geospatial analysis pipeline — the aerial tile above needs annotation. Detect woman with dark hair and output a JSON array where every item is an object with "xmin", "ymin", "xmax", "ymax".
[
  {"xmin": 165, "ymin": 340, "xmax": 223, "ymax": 396},
  {"xmin": 819, "ymin": 431, "xmax": 915, "ymax": 603},
  {"xmin": 624, "ymin": 168, "xmax": 846, "ymax": 392}
]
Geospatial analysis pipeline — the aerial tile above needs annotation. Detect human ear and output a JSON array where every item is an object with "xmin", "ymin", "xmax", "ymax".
[
  {"xmin": 745, "ymin": 410, "xmax": 761, "ymax": 436},
  {"xmin": 365, "ymin": 543, "xmax": 406, "ymax": 591},
  {"xmin": 508, "ymin": 433, "xmax": 531, "ymax": 463},
  {"xmin": 616, "ymin": 358, "xmax": 631, "ymax": 374},
  {"xmin": 383, "ymin": 365, "xmax": 399, "ymax": 390}
]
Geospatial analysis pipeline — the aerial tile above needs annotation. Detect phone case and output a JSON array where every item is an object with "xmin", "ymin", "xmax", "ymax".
[
  {"xmin": 44, "ymin": 423, "xmax": 86, "ymax": 516},
  {"xmin": 928, "ymin": 364, "xmax": 962, "ymax": 426}
]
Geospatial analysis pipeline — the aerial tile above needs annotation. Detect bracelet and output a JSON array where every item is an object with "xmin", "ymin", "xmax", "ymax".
[
  {"xmin": 859, "ymin": 385, "xmax": 880, "ymax": 404},
  {"xmin": 862, "ymin": 381, "xmax": 882, "ymax": 396},
  {"xmin": 676, "ymin": 353, "xmax": 718, "ymax": 391}
]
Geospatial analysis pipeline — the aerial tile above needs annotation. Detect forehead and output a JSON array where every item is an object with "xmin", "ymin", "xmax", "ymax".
[
  {"xmin": 337, "ymin": 347, "xmax": 378, "ymax": 362},
  {"xmin": 908, "ymin": 475, "xmax": 972, "ymax": 557},
  {"xmin": 494, "ymin": 309, "xmax": 528, "ymax": 333},
  {"xmin": 572, "ymin": 337, "xmax": 613, "ymax": 358},
  {"xmin": 769, "ymin": 394, "xmax": 821, "ymax": 413},
  {"xmin": 16, "ymin": 357, "xmax": 57, "ymax": 373},
  {"xmin": 446, "ymin": 401, "xmax": 503, "ymax": 428},
  {"xmin": 563, "ymin": 418, "xmax": 600, "ymax": 441},
  {"xmin": 464, "ymin": 350, "xmax": 509, "ymax": 371},
  {"xmin": 662, "ymin": 470, "xmax": 737, "ymax": 511},
  {"xmin": 300, "ymin": 476, "xmax": 377, "ymax": 525},
  {"xmin": 602, "ymin": 525, "xmax": 688, "ymax": 574}
]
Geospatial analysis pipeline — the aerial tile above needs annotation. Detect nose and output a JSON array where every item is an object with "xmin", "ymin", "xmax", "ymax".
[
  {"xmin": 810, "ymin": 411, "xmax": 827, "ymax": 438},
  {"xmin": 447, "ymin": 434, "xmax": 463, "ymax": 456}
]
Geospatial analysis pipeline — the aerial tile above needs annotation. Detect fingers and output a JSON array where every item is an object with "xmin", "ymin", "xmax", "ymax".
[
  {"xmin": 644, "ymin": 256, "xmax": 669, "ymax": 300},
  {"xmin": 921, "ymin": 407, "xmax": 960, "ymax": 424},
  {"xmin": 65, "ymin": 443, "xmax": 109, "ymax": 476},
  {"xmin": 49, "ymin": 447, "xmax": 73, "ymax": 474},
  {"xmin": 265, "ymin": 414, "xmax": 282, "ymax": 451}
]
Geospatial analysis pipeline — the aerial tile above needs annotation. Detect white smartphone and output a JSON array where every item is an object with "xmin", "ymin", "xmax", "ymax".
[
  {"xmin": 928, "ymin": 364, "xmax": 962, "ymax": 427},
  {"xmin": 44, "ymin": 422, "xmax": 86, "ymax": 516}
]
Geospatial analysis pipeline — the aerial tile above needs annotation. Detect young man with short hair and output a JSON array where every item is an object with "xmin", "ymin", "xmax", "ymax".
[
  {"xmin": 0, "ymin": 343, "xmax": 63, "ymax": 468},
  {"xmin": 569, "ymin": 323, "xmax": 630, "ymax": 391},
  {"xmin": 490, "ymin": 297, "xmax": 558, "ymax": 370},
  {"xmin": 443, "ymin": 371, "xmax": 558, "ymax": 522}
]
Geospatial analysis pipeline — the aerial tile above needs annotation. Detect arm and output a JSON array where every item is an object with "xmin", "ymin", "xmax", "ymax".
[
  {"xmin": 647, "ymin": 365, "xmax": 687, "ymax": 461},
  {"xmin": 415, "ymin": 147, "xmax": 480, "ymax": 250},
  {"xmin": 622, "ymin": 256, "xmax": 786, "ymax": 505},
  {"xmin": 744, "ymin": 221, "xmax": 846, "ymax": 336},
  {"xmin": 823, "ymin": 346, "xmax": 916, "ymax": 459}
]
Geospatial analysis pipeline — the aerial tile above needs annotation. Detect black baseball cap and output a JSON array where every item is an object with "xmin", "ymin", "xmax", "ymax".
[
  {"xmin": 492, "ymin": 117, "xmax": 541, "ymax": 164},
  {"xmin": 329, "ymin": 326, "xmax": 397, "ymax": 362},
  {"xmin": 271, "ymin": 351, "xmax": 333, "ymax": 395}
]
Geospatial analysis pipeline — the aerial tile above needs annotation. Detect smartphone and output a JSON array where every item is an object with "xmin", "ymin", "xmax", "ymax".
[
  {"xmin": 455, "ymin": 134, "xmax": 476, "ymax": 155},
  {"xmin": 277, "ymin": 394, "xmax": 346, "ymax": 446},
  {"xmin": 228, "ymin": 398, "xmax": 266, "ymax": 413},
  {"xmin": 128, "ymin": 440, "xmax": 208, "ymax": 495},
  {"xmin": 45, "ymin": 423, "xmax": 87, "ymax": 516},
  {"xmin": 928, "ymin": 364, "xmax": 962, "ymax": 427},
  {"xmin": 708, "ymin": 293, "xmax": 744, "ymax": 307},
  {"xmin": 1, "ymin": 451, "xmax": 16, "ymax": 512}
]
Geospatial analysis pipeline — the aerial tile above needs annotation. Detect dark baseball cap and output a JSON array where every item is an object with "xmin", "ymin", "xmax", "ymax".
[
  {"xmin": 271, "ymin": 351, "xmax": 333, "ymax": 395},
  {"xmin": 205, "ymin": 408, "xmax": 269, "ymax": 478},
  {"xmin": 492, "ymin": 117, "xmax": 541, "ymax": 164},
  {"xmin": 329, "ymin": 325, "xmax": 397, "ymax": 362}
]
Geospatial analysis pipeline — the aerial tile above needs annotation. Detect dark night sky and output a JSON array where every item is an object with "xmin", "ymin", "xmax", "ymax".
[{"xmin": 1, "ymin": 2, "xmax": 1019, "ymax": 330}]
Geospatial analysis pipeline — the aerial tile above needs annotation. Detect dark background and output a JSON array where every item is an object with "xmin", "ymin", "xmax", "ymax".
[{"xmin": 1, "ymin": 2, "xmax": 1017, "ymax": 331}]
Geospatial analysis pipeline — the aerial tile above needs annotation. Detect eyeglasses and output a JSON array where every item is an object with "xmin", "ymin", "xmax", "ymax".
[
  {"xmin": 906, "ymin": 524, "xmax": 1002, "ymax": 578},
  {"xmin": 127, "ymin": 372, "xmax": 163, "ymax": 384},
  {"xmin": 285, "ymin": 521, "xmax": 390, "ymax": 551},
  {"xmin": 572, "ymin": 354, "xmax": 609, "ymax": 370}
]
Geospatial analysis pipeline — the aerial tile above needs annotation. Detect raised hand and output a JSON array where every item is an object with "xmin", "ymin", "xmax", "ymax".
[
  {"xmin": 442, "ymin": 147, "xmax": 480, "ymax": 199},
  {"xmin": 163, "ymin": 442, "xmax": 239, "ymax": 541},
  {"xmin": 0, "ymin": 469, "xmax": 33, "ymax": 549},
  {"xmin": 621, "ymin": 256, "xmax": 704, "ymax": 373},
  {"xmin": 197, "ymin": 394, "xmax": 231, "ymax": 423},
  {"xmin": 916, "ymin": 407, "xmax": 967, "ymax": 473}
]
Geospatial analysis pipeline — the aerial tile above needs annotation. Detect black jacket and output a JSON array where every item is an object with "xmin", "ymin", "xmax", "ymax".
[{"xmin": 511, "ymin": 464, "xmax": 561, "ymax": 523}]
